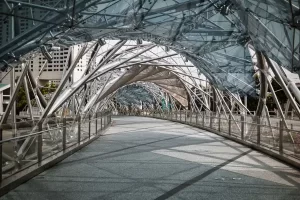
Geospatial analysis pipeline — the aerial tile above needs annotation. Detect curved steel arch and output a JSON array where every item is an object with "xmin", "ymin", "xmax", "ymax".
[
  {"xmin": 0, "ymin": 1, "xmax": 300, "ymax": 170},
  {"xmin": 0, "ymin": 0, "xmax": 295, "ymax": 95}
]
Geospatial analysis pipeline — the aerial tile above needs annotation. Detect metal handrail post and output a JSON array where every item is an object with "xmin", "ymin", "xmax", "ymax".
[
  {"xmin": 218, "ymin": 112, "xmax": 221, "ymax": 132},
  {"xmin": 180, "ymin": 110, "xmax": 182, "ymax": 121},
  {"xmin": 63, "ymin": 117, "xmax": 66, "ymax": 151},
  {"xmin": 88, "ymin": 114, "xmax": 91, "ymax": 139},
  {"xmin": 228, "ymin": 114, "xmax": 232, "ymax": 136},
  {"xmin": 101, "ymin": 112, "xmax": 103, "ymax": 130},
  {"xmin": 279, "ymin": 120, "xmax": 283, "ymax": 154},
  {"xmin": 0, "ymin": 128, "xmax": 2, "ymax": 182},
  {"xmin": 78, "ymin": 115, "xmax": 81, "ymax": 143},
  {"xmin": 210, "ymin": 111, "xmax": 213, "ymax": 128},
  {"xmin": 38, "ymin": 122, "xmax": 43, "ymax": 165},
  {"xmin": 95, "ymin": 112, "xmax": 98, "ymax": 134},
  {"xmin": 241, "ymin": 115, "xmax": 245, "ymax": 140},
  {"xmin": 257, "ymin": 116, "xmax": 261, "ymax": 145}
]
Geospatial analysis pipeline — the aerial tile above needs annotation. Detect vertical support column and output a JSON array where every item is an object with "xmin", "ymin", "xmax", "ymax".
[
  {"xmin": 279, "ymin": 120, "xmax": 283, "ymax": 154},
  {"xmin": 63, "ymin": 117, "xmax": 66, "ymax": 151},
  {"xmin": 202, "ymin": 111, "xmax": 205, "ymax": 126},
  {"xmin": 190, "ymin": 111, "xmax": 192, "ymax": 124},
  {"xmin": 38, "ymin": 122, "xmax": 43, "ymax": 165},
  {"xmin": 78, "ymin": 115, "xmax": 81, "ymax": 143},
  {"xmin": 241, "ymin": 115, "xmax": 245, "ymax": 140},
  {"xmin": 88, "ymin": 114, "xmax": 91, "ymax": 139},
  {"xmin": 257, "ymin": 116, "xmax": 261, "ymax": 145},
  {"xmin": 185, "ymin": 110, "xmax": 187, "ymax": 123},
  {"xmin": 228, "ymin": 114, "xmax": 232, "ymax": 136},
  {"xmin": 196, "ymin": 112, "xmax": 198, "ymax": 125}
]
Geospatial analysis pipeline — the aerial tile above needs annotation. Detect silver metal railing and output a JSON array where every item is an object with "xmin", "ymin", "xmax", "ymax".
[
  {"xmin": 0, "ymin": 111, "xmax": 112, "ymax": 185},
  {"xmin": 116, "ymin": 109, "xmax": 300, "ymax": 166}
]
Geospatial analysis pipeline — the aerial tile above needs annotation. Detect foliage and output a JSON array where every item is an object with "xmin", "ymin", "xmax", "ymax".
[
  {"xmin": 245, "ymin": 78, "xmax": 288, "ymax": 112},
  {"xmin": 16, "ymin": 86, "xmax": 27, "ymax": 114},
  {"xmin": 16, "ymin": 82, "xmax": 57, "ymax": 114},
  {"xmin": 40, "ymin": 82, "xmax": 57, "ymax": 95}
]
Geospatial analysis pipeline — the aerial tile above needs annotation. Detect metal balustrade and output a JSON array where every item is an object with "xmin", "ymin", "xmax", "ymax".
[
  {"xmin": 0, "ymin": 111, "xmax": 112, "ymax": 195},
  {"xmin": 117, "ymin": 110, "xmax": 300, "ymax": 168}
]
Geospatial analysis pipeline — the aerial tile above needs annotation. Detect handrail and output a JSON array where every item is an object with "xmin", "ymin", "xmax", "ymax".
[
  {"xmin": 0, "ymin": 111, "xmax": 113, "ymax": 191},
  {"xmin": 116, "ymin": 110, "xmax": 300, "ymax": 167}
]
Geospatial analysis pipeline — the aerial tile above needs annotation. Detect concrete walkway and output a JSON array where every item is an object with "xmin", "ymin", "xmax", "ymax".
[{"xmin": 2, "ymin": 116, "xmax": 300, "ymax": 200}]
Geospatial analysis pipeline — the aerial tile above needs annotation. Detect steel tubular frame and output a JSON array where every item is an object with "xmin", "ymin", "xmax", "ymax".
[
  {"xmin": 0, "ymin": 20, "xmax": 300, "ymax": 194},
  {"xmin": 2, "ymin": 0, "xmax": 300, "ymax": 192}
]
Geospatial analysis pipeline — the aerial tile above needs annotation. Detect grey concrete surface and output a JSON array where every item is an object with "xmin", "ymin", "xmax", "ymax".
[{"xmin": 2, "ymin": 116, "xmax": 300, "ymax": 200}]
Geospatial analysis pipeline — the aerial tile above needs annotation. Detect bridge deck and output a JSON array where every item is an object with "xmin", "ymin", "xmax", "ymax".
[{"xmin": 2, "ymin": 116, "xmax": 300, "ymax": 200}]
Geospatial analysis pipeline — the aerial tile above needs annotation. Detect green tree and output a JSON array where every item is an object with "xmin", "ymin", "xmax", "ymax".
[
  {"xmin": 16, "ymin": 82, "xmax": 57, "ymax": 114},
  {"xmin": 16, "ymin": 85, "xmax": 27, "ymax": 114},
  {"xmin": 40, "ymin": 82, "xmax": 57, "ymax": 95}
]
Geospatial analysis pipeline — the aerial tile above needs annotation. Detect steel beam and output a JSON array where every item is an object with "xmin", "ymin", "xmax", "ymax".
[
  {"xmin": 264, "ymin": 53, "xmax": 300, "ymax": 118},
  {"xmin": 23, "ymin": 74, "xmax": 34, "ymax": 121},
  {"xmin": 0, "ymin": 62, "xmax": 29, "ymax": 124}
]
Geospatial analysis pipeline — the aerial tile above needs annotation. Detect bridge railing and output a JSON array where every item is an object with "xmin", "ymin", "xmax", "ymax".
[
  {"xmin": 117, "ymin": 110, "xmax": 300, "ymax": 168},
  {"xmin": 0, "ymin": 111, "xmax": 112, "ymax": 195}
]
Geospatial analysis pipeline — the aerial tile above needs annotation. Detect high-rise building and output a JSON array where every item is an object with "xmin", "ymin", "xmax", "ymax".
[
  {"xmin": 0, "ymin": 0, "xmax": 65, "ymax": 47},
  {"xmin": 0, "ymin": 42, "xmax": 94, "ymax": 85}
]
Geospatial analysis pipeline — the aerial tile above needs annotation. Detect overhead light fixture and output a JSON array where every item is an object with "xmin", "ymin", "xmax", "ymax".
[
  {"xmin": 220, "ymin": 1, "xmax": 232, "ymax": 16},
  {"xmin": 220, "ymin": 5, "xmax": 230, "ymax": 15},
  {"xmin": 48, "ymin": 43, "xmax": 61, "ymax": 51},
  {"xmin": 50, "ymin": 46, "xmax": 61, "ymax": 51},
  {"xmin": 98, "ymin": 38, "xmax": 106, "ymax": 46},
  {"xmin": 165, "ymin": 46, "xmax": 170, "ymax": 52},
  {"xmin": 40, "ymin": 45, "xmax": 53, "ymax": 62}
]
